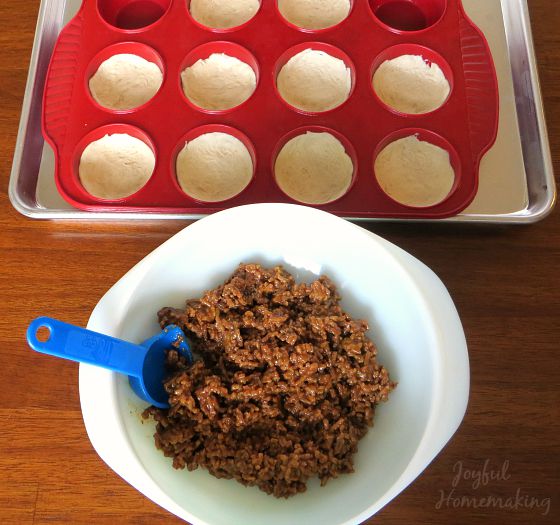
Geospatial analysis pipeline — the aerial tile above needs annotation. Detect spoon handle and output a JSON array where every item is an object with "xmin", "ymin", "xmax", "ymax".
[{"xmin": 27, "ymin": 317, "xmax": 146, "ymax": 378}]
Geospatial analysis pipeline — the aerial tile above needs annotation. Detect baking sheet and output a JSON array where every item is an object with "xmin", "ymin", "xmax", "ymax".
[{"xmin": 9, "ymin": 0, "xmax": 556, "ymax": 222}]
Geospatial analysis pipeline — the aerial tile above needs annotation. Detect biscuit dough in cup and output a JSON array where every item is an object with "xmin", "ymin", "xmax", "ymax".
[
  {"xmin": 176, "ymin": 132, "xmax": 253, "ymax": 202},
  {"xmin": 373, "ymin": 54, "xmax": 450, "ymax": 114},
  {"xmin": 277, "ymin": 49, "xmax": 351, "ymax": 112},
  {"xmin": 89, "ymin": 54, "xmax": 163, "ymax": 111},
  {"xmin": 374, "ymin": 135, "xmax": 455, "ymax": 207},
  {"xmin": 278, "ymin": 0, "xmax": 351, "ymax": 30},
  {"xmin": 189, "ymin": 0, "xmax": 260, "ymax": 29},
  {"xmin": 181, "ymin": 53, "xmax": 257, "ymax": 111},
  {"xmin": 275, "ymin": 131, "xmax": 353, "ymax": 204},
  {"xmin": 79, "ymin": 133, "xmax": 155, "ymax": 199}
]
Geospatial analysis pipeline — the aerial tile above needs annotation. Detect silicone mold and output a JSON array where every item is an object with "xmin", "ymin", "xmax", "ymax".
[{"xmin": 43, "ymin": 0, "xmax": 499, "ymax": 218}]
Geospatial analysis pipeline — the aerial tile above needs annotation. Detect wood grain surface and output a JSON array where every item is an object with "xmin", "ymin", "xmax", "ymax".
[{"xmin": 0, "ymin": 1, "xmax": 558, "ymax": 523}]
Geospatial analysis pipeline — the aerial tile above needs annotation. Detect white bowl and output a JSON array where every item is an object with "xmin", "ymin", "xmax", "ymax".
[{"xmin": 79, "ymin": 203, "xmax": 469, "ymax": 525}]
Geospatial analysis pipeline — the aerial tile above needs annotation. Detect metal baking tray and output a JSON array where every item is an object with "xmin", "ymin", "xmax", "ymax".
[{"xmin": 9, "ymin": 0, "xmax": 556, "ymax": 222}]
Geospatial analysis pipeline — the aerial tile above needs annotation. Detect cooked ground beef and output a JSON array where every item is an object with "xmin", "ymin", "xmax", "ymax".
[{"xmin": 143, "ymin": 264, "xmax": 395, "ymax": 498}]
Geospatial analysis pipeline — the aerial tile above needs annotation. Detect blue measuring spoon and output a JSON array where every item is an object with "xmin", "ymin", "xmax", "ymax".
[{"xmin": 27, "ymin": 317, "xmax": 192, "ymax": 409}]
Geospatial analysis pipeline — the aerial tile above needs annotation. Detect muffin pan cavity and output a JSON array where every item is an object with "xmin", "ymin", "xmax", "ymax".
[
  {"xmin": 373, "ymin": 128, "xmax": 460, "ymax": 208},
  {"xmin": 371, "ymin": 44, "xmax": 453, "ymax": 116},
  {"xmin": 369, "ymin": 0, "xmax": 447, "ymax": 32},
  {"xmin": 274, "ymin": 43, "xmax": 356, "ymax": 115},
  {"xmin": 276, "ymin": 0, "xmax": 354, "ymax": 33},
  {"xmin": 185, "ymin": 0, "xmax": 262, "ymax": 32},
  {"xmin": 179, "ymin": 41, "xmax": 259, "ymax": 113},
  {"xmin": 272, "ymin": 126, "xmax": 357, "ymax": 205},
  {"xmin": 86, "ymin": 41, "xmax": 165, "ymax": 112},
  {"xmin": 97, "ymin": 0, "xmax": 172, "ymax": 30},
  {"xmin": 172, "ymin": 124, "xmax": 256, "ymax": 203},
  {"xmin": 72, "ymin": 123, "xmax": 157, "ymax": 202}
]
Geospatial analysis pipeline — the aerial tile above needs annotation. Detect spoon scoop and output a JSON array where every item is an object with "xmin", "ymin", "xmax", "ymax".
[{"xmin": 27, "ymin": 316, "xmax": 192, "ymax": 409}]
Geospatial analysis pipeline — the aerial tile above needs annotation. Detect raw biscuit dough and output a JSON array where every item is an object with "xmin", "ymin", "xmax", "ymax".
[
  {"xmin": 89, "ymin": 54, "xmax": 163, "ymax": 111},
  {"xmin": 374, "ymin": 135, "xmax": 455, "ymax": 207},
  {"xmin": 181, "ymin": 53, "xmax": 257, "ymax": 111},
  {"xmin": 277, "ymin": 49, "xmax": 351, "ymax": 112},
  {"xmin": 190, "ymin": 0, "xmax": 260, "ymax": 29},
  {"xmin": 79, "ymin": 133, "xmax": 155, "ymax": 199},
  {"xmin": 278, "ymin": 0, "xmax": 351, "ymax": 30},
  {"xmin": 274, "ymin": 132, "xmax": 353, "ymax": 204},
  {"xmin": 176, "ymin": 132, "xmax": 253, "ymax": 202},
  {"xmin": 373, "ymin": 54, "xmax": 450, "ymax": 114}
]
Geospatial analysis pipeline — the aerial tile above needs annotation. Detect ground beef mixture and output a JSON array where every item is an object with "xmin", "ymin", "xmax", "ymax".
[{"xmin": 143, "ymin": 264, "xmax": 395, "ymax": 498}]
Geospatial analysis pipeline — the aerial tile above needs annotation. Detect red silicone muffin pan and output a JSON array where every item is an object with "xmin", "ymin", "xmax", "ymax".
[{"xmin": 42, "ymin": 0, "xmax": 499, "ymax": 218}]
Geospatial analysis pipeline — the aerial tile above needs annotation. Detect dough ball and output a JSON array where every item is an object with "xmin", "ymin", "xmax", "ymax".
[
  {"xmin": 89, "ymin": 54, "xmax": 163, "ymax": 111},
  {"xmin": 181, "ymin": 53, "xmax": 257, "ymax": 111},
  {"xmin": 275, "ymin": 132, "xmax": 353, "ymax": 204},
  {"xmin": 373, "ymin": 54, "xmax": 450, "ymax": 114},
  {"xmin": 374, "ymin": 135, "xmax": 455, "ymax": 207},
  {"xmin": 190, "ymin": 0, "xmax": 260, "ymax": 29},
  {"xmin": 79, "ymin": 133, "xmax": 155, "ymax": 199},
  {"xmin": 277, "ymin": 49, "xmax": 351, "ymax": 112},
  {"xmin": 176, "ymin": 132, "xmax": 253, "ymax": 202},
  {"xmin": 278, "ymin": 0, "xmax": 351, "ymax": 30}
]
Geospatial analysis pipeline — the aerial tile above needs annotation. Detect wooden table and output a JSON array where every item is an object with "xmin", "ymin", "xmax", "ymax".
[{"xmin": 1, "ymin": 1, "xmax": 558, "ymax": 523}]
